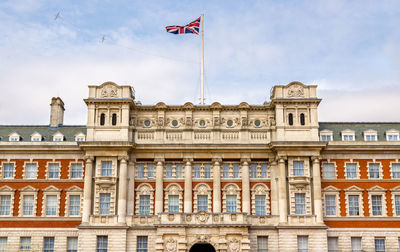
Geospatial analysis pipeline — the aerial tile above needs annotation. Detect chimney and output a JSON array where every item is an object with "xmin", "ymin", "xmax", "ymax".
[{"xmin": 49, "ymin": 97, "xmax": 65, "ymax": 127}]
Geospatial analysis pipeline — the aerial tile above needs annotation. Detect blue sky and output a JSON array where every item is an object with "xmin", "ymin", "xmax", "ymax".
[{"xmin": 0, "ymin": 0, "xmax": 399, "ymax": 124}]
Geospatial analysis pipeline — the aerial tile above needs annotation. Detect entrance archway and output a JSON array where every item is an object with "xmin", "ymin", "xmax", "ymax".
[{"xmin": 189, "ymin": 243, "xmax": 216, "ymax": 252}]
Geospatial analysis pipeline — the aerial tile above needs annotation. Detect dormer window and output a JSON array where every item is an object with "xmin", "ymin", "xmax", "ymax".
[
  {"xmin": 75, "ymin": 133, "xmax": 86, "ymax": 142},
  {"xmin": 364, "ymin": 130, "xmax": 378, "ymax": 142},
  {"xmin": 9, "ymin": 133, "xmax": 21, "ymax": 142},
  {"xmin": 31, "ymin": 132, "xmax": 42, "ymax": 142},
  {"xmin": 320, "ymin": 130, "xmax": 333, "ymax": 142},
  {"xmin": 53, "ymin": 132, "xmax": 64, "ymax": 142},
  {"xmin": 341, "ymin": 130, "xmax": 355, "ymax": 141},
  {"xmin": 288, "ymin": 113, "xmax": 293, "ymax": 126},
  {"xmin": 386, "ymin": 130, "xmax": 399, "ymax": 141}
]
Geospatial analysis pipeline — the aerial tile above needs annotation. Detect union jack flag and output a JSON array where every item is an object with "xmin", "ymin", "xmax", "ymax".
[{"xmin": 165, "ymin": 17, "xmax": 201, "ymax": 35}]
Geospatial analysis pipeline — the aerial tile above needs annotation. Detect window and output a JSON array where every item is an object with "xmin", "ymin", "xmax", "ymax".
[
  {"xmin": 222, "ymin": 164, "xmax": 229, "ymax": 178},
  {"xmin": 395, "ymin": 195, "xmax": 400, "ymax": 216},
  {"xmin": 69, "ymin": 195, "xmax": 80, "ymax": 216},
  {"xmin": 99, "ymin": 193, "xmax": 110, "ymax": 215},
  {"xmin": 147, "ymin": 164, "xmax": 154, "ymax": 178},
  {"xmin": 261, "ymin": 164, "xmax": 268, "ymax": 178},
  {"xmin": 53, "ymin": 135, "xmax": 63, "ymax": 141},
  {"xmin": 48, "ymin": 163, "xmax": 60, "ymax": 179},
  {"xmin": 387, "ymin": 134, "xmax": 399, "ymax": 141},
  {"xmin": 168, "ymin": 195, "xmax": 179, "ymax": 213},
  {"xmin": 392, "ymin": 164, "xmax": 400, "ymax": 178},
  {"xmin": 365, "ymin": 134, "xmax": 377, "ymax": 141},
  {"xmin": 342, "ymin": 134, "xmax": 354, "ymax": 141},
  {"xmin": 96, "ymin": 236, "xmax": 108, "ymax": 252},
  {"xmin": 25, "ymin": 163, "xmax": 37, "ymax": 179},
  {"xmin": 0, "ymin": 195, "xmax": 11, "ymax": 216},
  {"xmin": 325, "ymin": 195, "xmax": 336, "ymax": 216},
  {"xmin": 194, "ymin": 165, "xmax": 201, "ymax": 178},
  {"xmin": 166, "ymin": 164, "xmax": 172, "ymax": 178},
  {"xmin": 288, "ymin": 113, "xmax": 293, "ymax": 126},
  {"xmin": 295, "ymin": 193, "xmax": 306, "ymax": 215},
  {"xmin": 67, "ymin": 237, "xmax": 78, "ymax": 252},
  {"xmin": 137, "ymin": 236, "xmax": 148, "ymax": 252},
  {"xmin": 0, "ymin": 237, "xmax": 7, "ymax": 251},
  {"xmin": 321, "ymin": 134, "xmax": 332, "ymax": 141},
  {"xmin": 111, "ymin": 113, "xmax": 117, "ymax": 126},
  {"xmin": 327, "ymin": 237, "xmax": 338, "ymax": 252},
  {"xmin": 176, "ymin": 164, "xmax": 182, "ymax": 178},
  {"xmin": 100, "ymin": 113, "xmax": 105, "ymax": 126},
  {"xmin": 300, "ymin": 113, "xmax": 305, "ymax": 125},
  {"xmin": 348, "ymin": 195, "xmax": 359, "ymax": 216},
  {"xmin": 369, "ymin": 163, "xmax": 380, "ymax": 179},
  {"xmin": 3, "ymin": 163, "xmax": 14, "ymax": 178},
  {"xmin": 323, "ymin": 163, "xmax": 335, "ymax": 179},
  {"xmin": 297, "ymin": 236, "xmax": 308, "ymax": 252},
  {"xmin": 255, "ymin": 195, "xmax": 266, "ymax": 216},
  {"xmin": 257, "ymin": 236, "xmax": 268, "ymax": 252},
  {"xmin": 46, "ymin": 195, "xmax": 57, "ymax": 216},
  {"xmin": 293, "ymin": 161, "xmax": 304, "ymax": 176},
  {"xmin": 43, "ymin": 237, "xmax": 55, "ymax": 252},
  {"xmin": 138, "ymin": 164, "xmax": 145, "ymax": 178},
  {"xmin": 23, "ymin": 195, "xmax": 34, "ymax": 216},
  {"xmin": 226, "ymin": 195, "xmax": 237, "ymax": 213},
  {"xmin": 139, "ymin": 195, "xmax": 150, "ymax": 216},
  {"xmin": 101, "ymin": 161, "xmax": 112, "ymax": 176},
  {"xmin": 19, "ymin": 237, "xmax": 31, "ymax": 251},
  {"xmin": 204, "ymin": 164, "xmax": 211, "ymax": 178},
  {"xmin": 71, "ymin": 163, "xmax": 82, "ymax": 179},
  {"xmin": 375, "ymin": 238, "xmax": 385, "ymax": 252},
  {"xmin": 346, "ymin": 163, "xmax": 357, "ymax": 179},
  {"xmin": 233, "ymin": 164, "xmax": 239, "ymax": 178},
  {"xmin": 250, "ymin": 164, "xmax": 257, "ymax": 178},
  {"xmin": 371, "ymin": 195, "xmax": 382, "ymax": 216},
  {"xmin": 197, "ymin": 195, "xmax": 208, "ymax": 212}
]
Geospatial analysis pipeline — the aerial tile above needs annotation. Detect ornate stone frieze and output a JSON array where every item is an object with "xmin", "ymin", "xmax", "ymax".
[
  {"xmin": 100, "ymin": 84, "xmax": 118, "ymax": 98},
  {"xmin": 195, "ymin": 211, "xmax": 210, "ymax": 223},
  {"xmin": 287, "ymin": 83, "xmax": 304, "ymax": 97},
  {"xmin": 228, "ymin": 238, "xmax": 241, "ymax": 252},
  {"xmin": 165, "ymin": 238, "xmax": 177, "ymax": 252}
]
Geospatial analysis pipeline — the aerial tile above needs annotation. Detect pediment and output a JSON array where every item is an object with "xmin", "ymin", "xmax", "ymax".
[
  {"xmin": 0, "ymin": 185, "xmax": 15, "ymax": 192},
  {"xmin": 390, "ymin": 185, "xmax": 400, "ymax": 192},
  {"xmin": 322, "ymin": 185, "xmax": 340, "ymax": 192},
  {"xmin": 367, "ymin": 185, "xmax": 385, "ymax": 192},
  {"xmin": 65, "ymin": 185, "xmax": 83, "ymax": 192},
  {"xmin": 238, "ymin": 102, "xmax": 250, "ymax": 109},
  {"xmin": 20, "ymin": 185, "xmax": 38, "ymax": 192},
  {"xmin": 155, "ymin": 102, "xmax": 167, "ymax": 109},
  {"xmin": 344, "ymin": 185, "xmax": 363, "ymax": 192},
  {"xmin": 43, "ymin": 185, "xmax": 61, "ymax": 192}
]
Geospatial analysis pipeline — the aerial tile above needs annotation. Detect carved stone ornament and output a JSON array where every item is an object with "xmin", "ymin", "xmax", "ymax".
[
  {"xmin": 228, "ymin": 238, "xmax": 241, "ymax": 252},
  {"xmin": 100, "ymin": 84, "xmax": 118, "ymax": 98},
  {"xmin": 287, "ymin": 84, "xmax": 304, "ymax": 97},
  {"xmin": 213, "ymin": 117, "xmax": 220, "ymax": 126},
  {"xmin": 195, "ymin": 211, "xmax": 210, "ymax": 223},
  {"xmin": 196, "ymin": 235, "xmax": 210, "ymax": 243},
  {"xmin": 241, "ymin": 117, "xmax": 248, "ymax": 127},
  {"xmin": 158, "ymin": 117, "xmax": 164, "ymax": 127},
  {"xmin": 165, "ymin": 238, "xmax": 177, "ymax": 252},
  {"xmin": 186, "ymin": 117, "xmax": 193, "ymax": 126}
]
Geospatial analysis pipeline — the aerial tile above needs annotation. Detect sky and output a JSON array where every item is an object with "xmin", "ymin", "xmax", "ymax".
[{"xmin": 0, "ymin": 0, "xmax": 399, "ymax": 125}]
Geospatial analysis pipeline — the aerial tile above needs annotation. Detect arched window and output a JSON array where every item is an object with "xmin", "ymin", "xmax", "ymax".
[
  {"xmin": 288, "ymin": 113, "xmax": 293, "ymax": 126},
  {"xmin": 112, "ymin": 113, "xmax": 117, "ymax": 126},
  {"xmin": 251, "ymin": 183, "xmax": 270, "ymax": 216},
  {"xmin": 164, "ymin": 184, "xmax": 183, "ymax": 213},
  {"xmin": 193, "ymin": 183, "xmax": 212, "ymax": 212},
  {"xmin": 100, "ymin": 113, "xmax": 105, "ymax": 126},
  {"xmin": 135, "ymin": 183, "xmax": 154, "ymax": 216},
  {"xmin": 300, "ymin": 113, "xmax": 305, "ymax": 126},
  {"xmin": 222, "ymin": 183, "xmax": 241, "ymax": 213}
]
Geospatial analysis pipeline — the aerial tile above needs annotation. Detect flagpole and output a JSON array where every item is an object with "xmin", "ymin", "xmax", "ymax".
[{"xmin": 200, "ymin": 14, "xmax": 205, "ymax": 105}]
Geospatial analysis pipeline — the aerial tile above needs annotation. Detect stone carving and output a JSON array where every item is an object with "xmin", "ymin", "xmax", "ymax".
[
  {"xmin": 165, "ymin": 238, "xmax": 177, "ymax": 252},
  {"xmin": 196, "ymin": 235, "xmax": 210, "ymax": 243},
  {"xmin": 186, "ymin": 215, "xmax": 192, "ymax": 222},
  {"xmin": 228, "ymin": 238, "xmax": 240, "ymax": 252},
  {"xmin": 195, "ymin": 211, "xmax": 210, "ymax": 223},
  {"xmin": 186, "ymin": 117, "xmax": 193, "ymax": 127},
  {"xmin": 213, "ymin": 117, "xmax": 220, "ymax": 126},
  {"xmin": 129, "ymin": 116, "xmax": 137, "ymax": 126},
  {"xmin": 241, "ymin": 117, "xmax": 248, "ymax": 127},
  {"xmin": 100, "ymin": 84, "xmax": 118, "ymax": 98},
  {"xmin": 168, "ymin": 214, "xmax": 175, "ymax": 221},
  {"xmin": 158, "ymin": 117, "xmax": 164, "ymax": 127},
  {"xmin": 288, "ymin": 84, "xmax": 304, "ymax": 97}
]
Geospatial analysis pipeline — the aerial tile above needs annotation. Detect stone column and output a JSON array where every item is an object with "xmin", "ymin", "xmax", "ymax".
[
  {"xmin": 312, "ymin": 156, "xmax": 323, "ymax": 223},
  {"xmin": 241, "ymin": 159, "xmax": 251, "ymax": 214},
  {"xmin": 212, "ymin": 158, "xmax": 222, "ymax": 213},
  {"xmin": 270, "ymin": 160, "xmax": 279, "ymax": 215},
  {"xmin": 127, "ymin": 160, "xmax": 135, "ymax": 216},
  {"xmin": 117, "ymin": 156, "xmax": 128, "ymax": 224},
  {"xmin": 278, "ymin": 157, "xmax": 288, "ymax": 223},
  {"xmin": 82, "ymin": 156, "xmax": 94, "ymax": 223},
  {"xmin": 154, "ymin": 158, "xmax": 164, "ymax": 215},
  {"xmin": 184, "ymin": 158, "xmax": 193, "ymax": 213}
]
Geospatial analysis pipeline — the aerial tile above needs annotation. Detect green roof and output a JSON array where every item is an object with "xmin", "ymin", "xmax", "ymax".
[
  {"xmin": 319, "ymin": 122, "xmax": 400, "ymax": 141},
  {"xmin": 0, "ymin": 125, "xmax": 86, "ymax": 142}
]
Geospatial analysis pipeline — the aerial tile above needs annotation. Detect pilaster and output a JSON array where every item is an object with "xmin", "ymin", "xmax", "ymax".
[
  {"xmin": 154, "ymin": 158, "xmax": 164, "ymax": 215},
  {"xmin": 278, "ymin": 157, "xmax": 288, "ymax": 223},
  {"xmin": 241, "ymin": 158, "xmax": 251, "ymax": 214},
  {"xmin": 117, "ymin": 156, "xmax": 129, "ymax": 224},
  {"xmin": 312, "ymin": 156, "xmax": 323, "ymax": 223},
  {"xmin": 184, "ymin": 158, "xmax": 193, "ymax": 213},
  {"xmin": 270, "ymin": 160, "xmax": 279, "ymax": 215},
  {"xmin": 82, "ymin": 156, "xmax": 94, "ymax": 224},
  {"xmin": 212, "ymin": 157, "xmax": 222, "ymax": 213}
]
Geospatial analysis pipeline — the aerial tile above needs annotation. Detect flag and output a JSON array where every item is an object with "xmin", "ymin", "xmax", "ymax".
[{"xmin": 166, "ymin": 17, "xmax": 201, "ymax": 35}]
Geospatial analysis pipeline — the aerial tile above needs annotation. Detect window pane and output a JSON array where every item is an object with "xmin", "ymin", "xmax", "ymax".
[
  {"xmin": 20, "ymin": 237, "xmax": 31, "ymax": 251},
  {"xmin": 351, "ymin": 237, "xmax": 362, "ymax": 252},
  {"xmin": 233, "ymin": 164, "xmax": 239, "ymax": 178},
  {"xmin": 96, "ymin": 236, "xmax": 108, "ymax": 252},
  {"xmin": 372, "ymin": 195, "xmax": 382, "ymax": 216},
  {"xmin": 101, "ymin": 161, "xmax": 112, "ymax": 176},
  {"xmin": 46, "ymin": 195, "xmax": 57, "ymax": 216},
  {"xmin": 257, "ymin": 236, "xmax": 268, "ymax": 252},
  {"xmin": 25, "ymin": 163, "xmax": 37, "ymax": 179},
  {"xmin": 375, "ymin": 238, "xmax": 385, "ymax": 252},
  {"xmin": 261, "ymin": 164, "xmax": 268, "ymax": 178},
  {"xmin": 43, "ymin": 237, "xmax": 54, "ymax": 252},
  {"xmin": 0, "ymin": 237, "xmax": 7, "ymax": 251},
  {"xmin": 198, "ymin": 195, "xmax": 208, "ymax": 212},
  {"xmin": 328, "ymin": 237, "xmax": 338, "ymax": 252},
  {"xmin": 0, "ymin": 195, "xmax": 11, "ymax": 216},
  {"xmin": 226, "ymin": 195, "xmax": 237, "ymax": 213},
  {"xmin": 395, "ymin": 195, "xmax": 400, "ymax": 216},
  {"xmin": 323, "ymin": 164, "xmax": 335, "ymax": 179},
  {"xmin": 204, "ymin": 165, "xmax": 211, "ymax": 178},
  {"xmin": 69, "ymin": 195, "xmax": 80, "ymax": 216},
  {"xmin": 99, "ymin": 193, "xmax": 110, "ymax": 215},
  {"xmin": 23, "ymin": 195, "xmax": 34, "ymax": 216},
  {"xmin": 295, "ymin": 193, "xmax": 306, "ymax": 215},
  {"xmin": 222, "ymin": 165, "xmax": 229, "ymax": 178},
  {"xmin": 168, "ymin": 195, "xmax": 179, "ymax": 213},
  {"xmin": 137, "ymin": 236, "xmax": 148, "ymax": 252},
  {"xmin": 139, "ymin": 195, "xmax": 150, "ymax": 216},
  {"xmin": 250, "ymin": 164, "xmax": 257, "ymax": 178},
  {"xmin": 293, "ymin": 161, "xmax": 304, "ymax": 176},
  {"xmin": 369, "ymin": 164, "xmax": 380, "ymax": 179},
  {"xmin": 349, "ymin": 195, "xmax": 359, "ymax": 216},
  {"xmin": 297, "ymin": 236, "xmax": 308, "ymax": 252},
  {"xmin": 255, "ymin": 195, "xmax": 266, "ymax": 216},
  {"xmin": 3, "ymin": 163, "xmax": 14, "ymax": 178},
  {"xmin": 175, "ymin": 165, "xmax": 182, "ymax": 178},
  {"xmin": 71, "ymin": 164, "xmax": 82, "ymax": 178},
  {"xmin": 325, "ymin": 195, "xmax": 336, "ymax": 216},
  {"xmin": 194, "ymin": 165, "xmax": 201, "ymax": 178},
  {"xmin": 392, "ymin": 164, "xmax": 400, "ymax": 178},
  {"xmin": 48, "ymin": 164, "xmax": 60, "ymax": 179},
  {"xmin": 166, "ymin": 164, "xmax": 172, "ymax": 178},
  {"xmin": 67, "ymin": 237, "xmax": 78, "ymax": 252},
  {"xmin": 147, "ymin": 164, "xmax": 154, "ymax": 178},
  {"xmin": 346, "ymin": 164, "xmax": 357, "ymax": 179}
]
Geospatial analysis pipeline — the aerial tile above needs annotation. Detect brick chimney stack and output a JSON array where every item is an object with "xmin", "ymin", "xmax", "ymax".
[{"xmin": 49, "ymin": 97, "xmax": 65, "ymax": 127}]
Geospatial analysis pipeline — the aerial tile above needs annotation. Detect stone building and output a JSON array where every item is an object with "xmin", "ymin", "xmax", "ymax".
[{"xmin": 0, "ymin": 81, "xmax": 399, "ymax": 251}]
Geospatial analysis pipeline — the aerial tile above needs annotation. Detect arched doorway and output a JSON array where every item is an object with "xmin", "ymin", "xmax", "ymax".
[{"xmin": 189, "ymin": 243, "xmax": 216, "ymax": 252}]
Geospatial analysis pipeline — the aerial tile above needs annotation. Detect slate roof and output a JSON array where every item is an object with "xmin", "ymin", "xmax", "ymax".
[
  {"xmin": 319, "ymin": 122, "xmax": 400, "ymax": 141},
  {"xmin": 0, "ymin": 125, "xmax": 86, "ymax": 142}
]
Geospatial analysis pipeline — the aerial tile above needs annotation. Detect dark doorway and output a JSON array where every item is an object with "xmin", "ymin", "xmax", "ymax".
[{"xmin": 189, "ymin": 243, "xmax": 216, "ymax": 252}]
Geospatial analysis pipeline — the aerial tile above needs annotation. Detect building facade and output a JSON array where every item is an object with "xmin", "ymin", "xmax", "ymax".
[{"xmin": 0, "ymin": 81, "xmax": 399, "ymax": 251}]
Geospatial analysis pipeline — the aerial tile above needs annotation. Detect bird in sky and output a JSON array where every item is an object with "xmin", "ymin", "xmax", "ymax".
[
  {"xmin": 54, "ymin": 12, "xmax": 61, "ymax": 20},
  {"xmin": 100, "ymin": 35, "xmax": 106, "ymax": 43}
]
